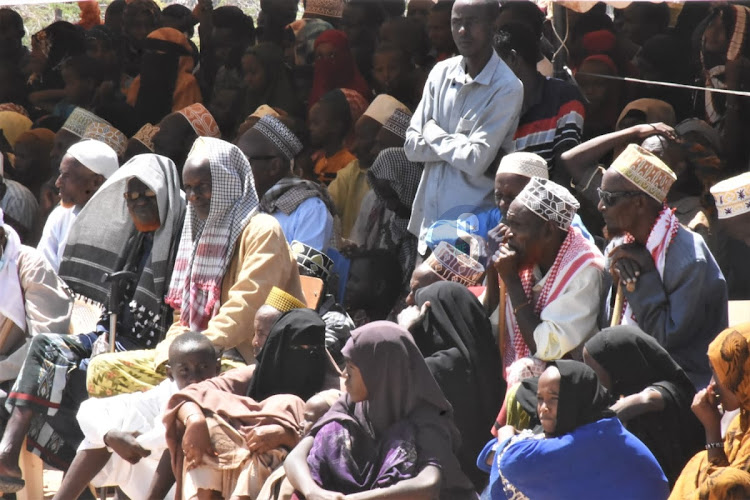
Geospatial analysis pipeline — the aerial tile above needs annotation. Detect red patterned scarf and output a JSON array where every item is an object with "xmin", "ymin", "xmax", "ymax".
[
  {"xmin": 503, "ymin": 227, "xmax": 604, "ymax": 370},
  {"xmin": 165, "ymin": 138, "xmax": 258, "ymax": 331},
  {"xmin": 617, "ymin": 205, "xmax": 680, "ymax": 325}
]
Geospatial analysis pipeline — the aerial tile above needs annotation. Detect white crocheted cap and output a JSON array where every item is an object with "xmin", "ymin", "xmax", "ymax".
[{"xmin": 515, "ymin": 177, "xmax": 580, "ymax": 231}]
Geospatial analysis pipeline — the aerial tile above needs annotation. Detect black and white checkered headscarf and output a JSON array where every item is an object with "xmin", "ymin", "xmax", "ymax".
[{"xmin": 165, "ymin": 137, "xmax": 259, "ymax": 331}]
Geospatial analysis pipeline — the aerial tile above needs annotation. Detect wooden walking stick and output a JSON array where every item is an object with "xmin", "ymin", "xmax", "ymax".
[
  {"xmin": 610, "ymin": 279, "xmax": 624, "ymax": 327},
  {"xmin": 499, "ymin": 277, "xmax": 507, "ymax": 361}
]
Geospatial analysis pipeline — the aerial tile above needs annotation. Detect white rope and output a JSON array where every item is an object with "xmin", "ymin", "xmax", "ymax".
[{"xmin": 572, "ymin": 69, "xmax": 750, "ymax": 97}]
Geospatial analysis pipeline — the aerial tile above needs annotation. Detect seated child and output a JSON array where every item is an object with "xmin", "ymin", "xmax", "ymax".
[{"xmin": 53, "ymin": 331, "xmax": 220, "ymax": 500}]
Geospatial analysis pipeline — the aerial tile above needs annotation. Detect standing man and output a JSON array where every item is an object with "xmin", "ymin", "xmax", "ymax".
[{"xmin": 405, "ymin": 0, "xmax": 523, "ymax": 255}]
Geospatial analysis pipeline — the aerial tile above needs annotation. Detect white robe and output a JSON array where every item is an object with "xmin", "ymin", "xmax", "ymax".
[{"xmin": 77, "ymin": 379, "xmax": 178, "ymax": 499}]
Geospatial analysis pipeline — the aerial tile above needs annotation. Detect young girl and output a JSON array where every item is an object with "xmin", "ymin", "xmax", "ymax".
[{"xmin": 285, "ymin": 321, "xmax": 478, "ymax": 499}]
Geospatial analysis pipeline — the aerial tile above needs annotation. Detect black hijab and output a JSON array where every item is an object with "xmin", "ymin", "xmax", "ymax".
[
  {"xmin": 551, "ymin": 360, "xmax": 614, "ymax": 437},
  {"xmin": 584, "ymin": 325, "xmax": 695, "ymax": 399},
  {"xmin": 413, "ymin": 281, "xmax": 505, "ymax": 490},
  {"xmin": 584, "ymin": 326, "xmax": 702, "ymax": 485},
  {"xmin": 246, "ymin": 308, "xmax": 326, "ymax": 402}
]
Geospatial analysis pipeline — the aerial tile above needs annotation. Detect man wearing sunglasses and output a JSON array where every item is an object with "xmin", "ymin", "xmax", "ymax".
[{"xmin": 600, "ymin": 144, "xmax": 727, "ymax": 389}]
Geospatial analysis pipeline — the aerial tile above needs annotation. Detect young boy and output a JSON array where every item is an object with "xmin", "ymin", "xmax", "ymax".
[
  {"xmin": 308, "ymin": 89, "xmax": 357, "ymax": 185},
  {"xmin": 52, "ymin": 331, "xmax": 220, "ymax": 500}
]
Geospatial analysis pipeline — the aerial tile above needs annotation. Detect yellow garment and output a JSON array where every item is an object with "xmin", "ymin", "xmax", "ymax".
[
  {"xmin": 126, "ymin": 27, "xmax": 202, "ymax": 112},
  {"xmin": 314, "ymin": 148, "xmax": 356, "ymax": 185},
  {"xmin": 86, "ymin": 215, "xmax": 304, "ymax": 397},
  {"xmin": 86, "ymin": 352, "xmax": 244, "ymax": 397},
  {"xmin": 670, "ymin": 323, "xmax": 750, "ymax": 499},
  {"xmin": 504, "ymin": 383, "xmax": 533, "ymax": 431},
  {"xmin": 328, "ymin": 159, "xmax": 371, "ymax": 239},
  {"xmin": 265, "ymin": 286, "xmax": 306, "ymax": 313},
  {"xmin": 0, "ymin": 111, "xmax": 32, "ymax": 148}
]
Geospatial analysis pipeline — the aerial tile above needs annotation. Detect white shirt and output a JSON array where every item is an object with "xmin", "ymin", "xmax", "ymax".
[
  {"xmin": 77, "ymin": 379, "xmax": 178, "ymax": 499},
  {"xmin": 530, "ymin": 264, "xmax": 605, "ymax": 361},
  {"xmin": 36, "ymin": 204, "xmax": 79, "ymax": 271},
  {"xmin": 405, "ymin": 52, "xmax": 523, "ymax": 254}
]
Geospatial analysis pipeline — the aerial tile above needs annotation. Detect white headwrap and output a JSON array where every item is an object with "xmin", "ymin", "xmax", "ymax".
[{"xmin": 66, "ymin": 139, "xmax": 119, "ymax": 179}]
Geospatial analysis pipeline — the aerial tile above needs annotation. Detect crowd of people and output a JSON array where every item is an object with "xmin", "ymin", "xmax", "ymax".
[{"xmin": 0, "ymin": 0, "xmax": 750, "ymax": 498}]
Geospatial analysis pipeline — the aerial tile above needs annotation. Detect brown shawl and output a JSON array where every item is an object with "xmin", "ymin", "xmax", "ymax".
[{"xmin": 164, "ymin": 365, "xmax": 304, "ymax": 498}]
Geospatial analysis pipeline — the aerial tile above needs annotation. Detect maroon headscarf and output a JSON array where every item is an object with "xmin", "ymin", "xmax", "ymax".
[
  {"xmin": 311, "ymin": 322, "xmax": 475, "ymax": 495},
  {"xmin": 308, "ymin": 30, "xmax": 371, "ymax": 109}
]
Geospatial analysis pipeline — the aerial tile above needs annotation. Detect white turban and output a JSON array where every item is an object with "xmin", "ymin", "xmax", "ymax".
[{"xmin": 66, "ymin": 139, "xmax": 119, "ymax": 179}]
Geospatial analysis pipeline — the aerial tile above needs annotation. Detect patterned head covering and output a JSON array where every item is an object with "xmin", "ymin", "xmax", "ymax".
[
  {"xmin": 62, "ymin": 107, "xmax": 109, "ymax": 138},
  {"xmin": 382, "ymin": 109, "xmax": 412, "ymax": 140},
  {"xmin": 165, "ymin": 138, "xmax": 258, "ymax": 331},
  {"xmin": 363, "ymin": 94, "xmax": 409, "ymax": 125},
  {"xmin": 304, "ymin": 0, "xmax": 344, "ymax": 18},
  {"xmin": 710, "ymin": 172, "xmax": 750, "ymax": 220},
  {"xmin": 292, "ymin": 18, "xmax": 334, "ymax": 66},
  {"xmin": 0, "ymin": 103, "xmax": 29, "ymax": 117},
  {"xmin": 291, "ymin": 240, "xmax": 334, "ymax": 283},
  {"xmin": 252, "ymin": 115, "xmax": 303, "ymax": 161},
  {"xmin": 83, "ymin": 122, "xmax": 127, "ymax": 157},
  {"xmin": 708, "ymin": 323, "xmax": 750, "ymax": 410},
  {"xmin": 516, "ymin": 177, "xmax": 580, "ymax": 231},
  {"xmin": 497, "ymin": 152, "xmax": 549, "ymax": 179},
  {"xmin": 176, "ymin": 103, "xmax": 221, "ymax": 138},
  {"xmin": 133, "ymin": 123, "xmax": 159, "ymax": 152},
  {"xmin": 265, "ymin": 286, "xmax": 307, "ymax": 312},
  {"xmin": 611, "ymin": 144, "xmax": 676, "ymax": 202},
  {"xmin": 424, "ymin": 241, "xmax": 485, "ymax": 287}
]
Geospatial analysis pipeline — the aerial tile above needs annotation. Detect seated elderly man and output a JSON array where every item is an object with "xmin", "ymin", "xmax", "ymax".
[
  {"xmin": 601, "ymin": 144, "xmax": 727, "ymax": 388},
  {"xmin": 86, "ymin": 138, "xmax": 305, "ymax": 398},
  {"xmin": 494, "ymin": 177, "xmax": 605, "ymax": 380},
  {"xmin": 0, "ymin": 210, "xmax": 72, "ymax": 384},
  {"xmin": 709, "ymin": 172, "xmax": 750, "ymax": 300},
  {"xmin": 37, "ymin": 139, "xmax": 119, "ymax": 271},
  {"xmin": 424, "ymin": 151, "xmax": 592, "ymax": 254},
  {"xmin": 237, "ymin": 115, "xmax": 335, "ymax": 250},
  {"xmin": 0, "ymin": 153, "xmax": 185, "ymax": 492}
]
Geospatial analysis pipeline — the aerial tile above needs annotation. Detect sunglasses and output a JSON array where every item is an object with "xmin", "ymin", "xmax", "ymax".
[
  {"xmin": 597, "ymin": 188, "xmax": 643, "ymax": 206},
  {"xmin": 123, "ymin": 189, "xmax": 156, "ymax": 201}
]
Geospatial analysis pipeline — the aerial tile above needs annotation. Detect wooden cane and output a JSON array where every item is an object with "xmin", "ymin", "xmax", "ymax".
[
  {"xmin": 499, "ymin": 277, "xmax": 507, "ymax": 361},
  {"xmin": 611, "ymin": 280, "xmax": 625, "ymax": 327}
]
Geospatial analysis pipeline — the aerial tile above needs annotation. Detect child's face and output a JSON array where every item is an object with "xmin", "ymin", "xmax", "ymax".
[
  {"xmin": 373, "ymin": 51, "xmax": 407, "ymax": 94},
  {"xmin": 307, "ymin": 102, "xmax": 334, "ymax": 149},
  {"xmin": 352, "ymin": 116, "xmax": 381, "ymax": 169},
  {"xmin": 344, "ymin": 258, "xmax": 377, "ymax": 310},
  {"xmin": 302, "ymin": 398, "xmax": 331, "ymax": 435},
  {"xmin": 62, "ymin": 67, "xmax": 94, "ymax": 106},
  {"xmin": 241, "ymin": 54, "xmax": 268, "ymax": 93},
  {"xmin": 167, "ymin": 350, "xmax": 220, "ymax": 390}
]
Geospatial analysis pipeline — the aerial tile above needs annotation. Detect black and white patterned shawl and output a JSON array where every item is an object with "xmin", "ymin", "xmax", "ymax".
[{"xmin": 59, "ymin": 154, "xmax": 185, "ymax": 342}]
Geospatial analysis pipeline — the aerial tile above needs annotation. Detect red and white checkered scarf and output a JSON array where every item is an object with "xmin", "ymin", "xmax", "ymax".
[
  {"xmin": 165, "ymin": 138, "xmax": 258, "ymax": 331},
  {"xmin": 503, "ymin": 227, "xmax": 604, "ymax": 371},
  {"xmin": 616, "ymin": 205, "xmax": 680, "ymax": 325}
]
